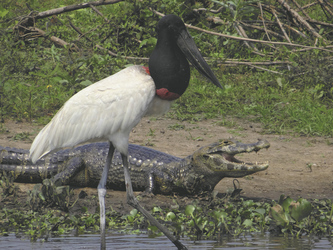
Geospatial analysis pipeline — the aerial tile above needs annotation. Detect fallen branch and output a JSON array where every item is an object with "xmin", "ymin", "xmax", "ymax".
[
  {"xmin": 15, "ymin": 0, "xmax": 123, "ymax": 29},
  {"xmin": 27, "ymin": 27, "xmax": 78, "ymax": 51},
  {"xmin": 240, "ymin": 21, "xmax": 285, "ymax": 40},
  {"xmin": 291, "ymin": 0, "xmax": 313, "ymax": 22},
  {"xmin": 244, "ymin": 64, "xmax": 283, "ymax": 74},
  {"xmin": 241, "ymin": 20, "xmax": 307, "ymax": 38},
  {"xmin": 150, "ymin": 8, "xmax": 332, "ymax": 52},
  {"xmin": 317, "ymin": 0, "xmax": 333, "ymax": 17},
  {"xmin": 218, "ymin": 60, "xmax": 284, "ymax": 74},
  {"xmin": 68, "ymin": 18, "xmax": 93, "ymax": 43},
  {"xmin": 233, "ymin": 22, "xmax": 265, "ymax": 56},
  {"xmin": 276, "ymin": 0, "xmax": 324, "ymax": 41},
  {"xmin": 188, "ymin": 22, "xmax": 329, "ymax": 51},
  {"xmin": 221, "ymin": 60, "xmax": 291, "ymax": 66},
  {"xmin": 306, "ymin": 18, "xmax": 333, "ymax": 28},
  {"xmin": 89, "ymin": 4, "xmax": 109, "ymax": 22},
  {"xmin": 258, "ymin": 2, "xmax": 272, "ymax": 43},
  {"xmin": 299, "ymin": 2, "xmax": 318, "ymax": 10},
  {"xmin": 282, "ymin": 24, "xmax": 308, "ymax": 39},
  {"xmin": 271, "ymin": 8, "xmax": 292, "ymax": 43},
  {"xmin": 29, "ymin": 0, "xmax": 122, "ymax": 20}
]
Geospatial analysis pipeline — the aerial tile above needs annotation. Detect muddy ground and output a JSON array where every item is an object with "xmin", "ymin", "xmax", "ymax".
[{"xmin": 0, "ymin": 118, "xmax": 332, "ymax": 214}]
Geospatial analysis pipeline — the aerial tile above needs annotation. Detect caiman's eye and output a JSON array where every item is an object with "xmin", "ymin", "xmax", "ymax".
[
  {"xmin": 202, "ymin": 154, "xmax": 210, "ymax": 160},
  {"xmin": 220, "ymin": 140, "xmax": 233, "ymax": 146}
]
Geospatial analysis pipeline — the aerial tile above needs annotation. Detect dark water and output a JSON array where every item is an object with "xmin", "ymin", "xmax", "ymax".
[{"xmin": 1, "ymin": 232, "xmax": 332, "ymax": 249}]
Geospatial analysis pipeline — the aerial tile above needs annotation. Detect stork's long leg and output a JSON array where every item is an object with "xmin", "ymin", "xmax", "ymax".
[
  {"xmin": 120, "ymin": 153, "xmax": 188, "ymax": 250},
  {"xmin": 98, "ymin": 142, "xmax": 115, "ymax": 250}
]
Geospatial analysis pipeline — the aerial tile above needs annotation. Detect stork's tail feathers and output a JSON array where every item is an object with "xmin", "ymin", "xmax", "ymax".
[{"xmin": 29, "ymin": 124, "xmax": 53, "ymax": 163}]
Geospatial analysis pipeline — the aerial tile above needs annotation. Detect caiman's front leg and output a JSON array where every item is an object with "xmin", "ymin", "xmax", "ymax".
[
  {"xmin": 51, "ymin": 157, "xmax": 85, "ymax": 186},
  {"xmin": 144, "ymin": 168, "xmax": 175, "ymax": 195}
]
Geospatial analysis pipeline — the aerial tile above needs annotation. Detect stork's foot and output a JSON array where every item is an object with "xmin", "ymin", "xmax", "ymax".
[{"xmin": 125, "ymin": 192, "xmax": 187, "ymax": 250}]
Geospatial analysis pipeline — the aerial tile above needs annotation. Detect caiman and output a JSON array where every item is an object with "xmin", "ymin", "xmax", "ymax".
[{"xmin": 0, "ymin": 139, "xmax": 270, "ymax": 195}]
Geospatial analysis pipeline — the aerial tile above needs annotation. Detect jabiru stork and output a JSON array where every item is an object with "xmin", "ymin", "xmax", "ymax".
[{"xmin": 30, "ymin": 14, "xmax": 222, "ymax": 250}]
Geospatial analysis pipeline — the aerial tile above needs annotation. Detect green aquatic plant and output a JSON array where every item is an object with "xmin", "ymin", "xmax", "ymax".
[
  {"xmin": 270, "ymin": 195, "xmax": 313, "ymax": 235},
  {"xmin": 1, "ymin": 190, "xmax": 333, "ymax": 242},
  {"xmin": 0, "ymin": 172, "xmax": 19, "ymax": 199},
  {"xmin": 27, "ymin": 179, "xmax": 73, "ymax": 212}
]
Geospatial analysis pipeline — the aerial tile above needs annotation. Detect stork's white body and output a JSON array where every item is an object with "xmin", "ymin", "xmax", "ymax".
[{"xmin": 30, "ymin": 66, "xmax": 172, "ymax": 163}]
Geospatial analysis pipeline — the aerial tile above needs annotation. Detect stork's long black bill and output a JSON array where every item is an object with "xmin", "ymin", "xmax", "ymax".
[{"xmin": 177, "ymin": 29, "xmax": 223, "ymax": 89}]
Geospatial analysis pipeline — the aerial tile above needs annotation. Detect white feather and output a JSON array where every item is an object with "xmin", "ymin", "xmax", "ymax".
[{"xmin": 29, "ymin": 65, "xmax": 159, "ymax": 163}]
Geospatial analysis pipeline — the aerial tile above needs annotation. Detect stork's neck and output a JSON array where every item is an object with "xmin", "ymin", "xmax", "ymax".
[{"xmin": 148, "ymin": 30, "xmax": 190, "ymax": 100}]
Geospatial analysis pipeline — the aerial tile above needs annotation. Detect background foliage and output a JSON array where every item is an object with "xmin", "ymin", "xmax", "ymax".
[{"xmin": 0, "ymin": 0, "xmax": 332, "ymax": 136}]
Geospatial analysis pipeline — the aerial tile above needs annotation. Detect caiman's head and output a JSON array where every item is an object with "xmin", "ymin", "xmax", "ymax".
[{"xmin": 192, "ymin": 139, "xmax": 270, "ymax": 177}]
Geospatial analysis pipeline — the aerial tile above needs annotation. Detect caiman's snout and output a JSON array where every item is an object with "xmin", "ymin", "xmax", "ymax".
[{"xmin": 193, "ymin": 139, "xmax": 270, "ymax": 177}]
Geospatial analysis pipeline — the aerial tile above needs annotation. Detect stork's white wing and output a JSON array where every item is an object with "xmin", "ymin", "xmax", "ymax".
[{"xmin": 30, "ymin": 66, "xmax": 155, "ymax": 163}]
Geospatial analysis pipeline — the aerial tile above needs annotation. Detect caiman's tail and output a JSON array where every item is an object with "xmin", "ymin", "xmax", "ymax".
[{"xmin": 0, "ymin": 146, "xmax": 52, "ymax": 183}]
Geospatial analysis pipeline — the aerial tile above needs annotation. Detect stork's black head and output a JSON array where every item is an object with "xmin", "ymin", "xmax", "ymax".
[{"xmin": 149, "ymin": 14, "xmax": 222, "ymax": 101}]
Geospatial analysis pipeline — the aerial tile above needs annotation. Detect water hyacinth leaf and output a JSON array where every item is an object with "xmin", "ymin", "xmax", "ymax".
[
  {"xmin": 148, "ymin": 225, "xmax": 158, "ymax": 234},
  {"xmin": 166, "ymin": 212, "xmax": 176, "ymax": 221},
  {"xmin": 188, "ymin": 219, "xmax": 195, "ymax": 227},
  {"xmin": 319, "ymin": 215, "xmax": 327, "ymax": 222},
  {"xmin": 243, "ymin": 200, "xmax": 255, "ymax": 207},
  {"xmin": 185, "ymin": 205, "xmax": 195, "ymax": 217},
  {"xmin": 152, "ymin": 207, "xmax": 162, "ymax": 213},
  {"xmin": 280, "ymin": 196, "xmax": 294, "ymax": 213},
  {"xmin": 254, "ymin": 208, "xmax": 266, "ymax": 215},
  {"xmin": 129, "ymin": 209, "xmax": 138, "ymax": 217},
  {"xmin": 213, "ymin": 210, "xmax": 227, "ymax": 220},
  {"xmin": 126, "ymin": 215, "xmax": 134, "ymax": 222},
  {"xmin": 270, "ymin": 204, "xmax": 289, "ymax": 226},
  {"xmin": 242, "ymin": 219, "xmax": 253, "ymax": 227},
  {"xmin": 196, "ymin": 217, "xmax": 208, "ymax": 231},
  {"xmin": 290, "ymin": 198, "xmax": 312, "ymax": 222}
]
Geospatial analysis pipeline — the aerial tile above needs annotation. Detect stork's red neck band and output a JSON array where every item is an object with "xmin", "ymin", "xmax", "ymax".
[{"xmin": 156, "ymin": 88, "xmax": 180, "ymax": 100}]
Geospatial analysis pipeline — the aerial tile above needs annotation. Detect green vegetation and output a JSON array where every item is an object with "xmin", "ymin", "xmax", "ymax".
[
  {"xmin": 1, "ymin": 186, "xmax": 332, "ymax": 241},
  {"xmin": 0, "ymin": 0, "xmax": 332, "ymax": 136},
  {"xmin": 270, "ymin": 195, "xmax": 313, "ymax": 236},
  {"xmin": 0, "ymin": 175, "xmax": 332, "ymax": 241},
  {"xmin": 0, "ymin": 0, "xmax": 332, "ymax": 243}
]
